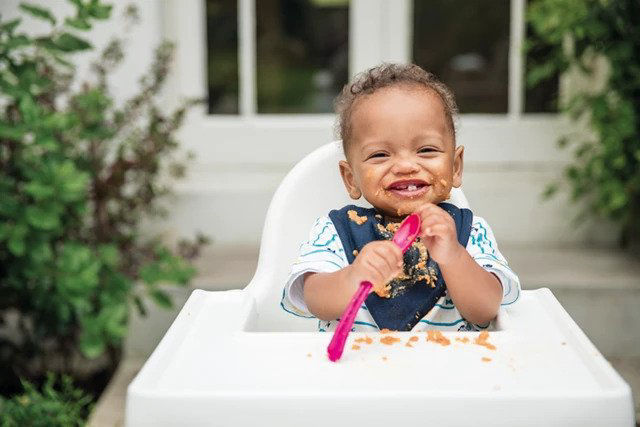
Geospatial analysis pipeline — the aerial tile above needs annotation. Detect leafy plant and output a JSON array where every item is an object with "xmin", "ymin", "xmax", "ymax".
[
  {"xmin": 0, "ymin": 374, "xmax": 92, "ymax": 427},
  {"xmin": 526, "ymin": 0, "xmax": 640, "ymax": 246},
  {"xmin": 0, "ymin": 1, "xmax": 207, "ymax": 392}
]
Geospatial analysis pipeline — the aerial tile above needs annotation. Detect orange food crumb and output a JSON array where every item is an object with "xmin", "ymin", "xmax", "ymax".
[
  {"xmin": 409, "ymin": 336, "xmax": 419, "ymax": 342},
  {"xmin": 355, "ymin": 336, "xmax": 373, "ymax": 344},
  {"xmin": 474, "ymin": 331, "xmax": 496, "ymax": 350},
  {"xmin": 405, "ymin": 342, "xmax": 413, "ymax": 348},
  {"xmin": 481, "ymin": 357, "xmax": 492, "ymax": 362},
  {"xmin": 380, "ymin": 336, "xmax": 401, "ymax": 345},
  {"xmin": 347, "ymin": 210, "xmax": 368, "ymax": 225},
  {"xmin": 455, "ymin": 337, "xmax": 470, "ymax": 343},
  {"xmin": 352, "ymin": 249, "xmax": 358, "ymax": 256},
  {"xmin": 382, "ymin": 356, "xmax": 388, "ymax": 361},
  {"xmin": 352, "ymin": 344, "xmax": 361, "ymax": 350},
  {"xmin": 439, "ymin": 178, "xmax": 448, "ymax": 187},
  {"xmin": 380, "ymin": 328, "xmax": 393, "ymax": 334},
  {"xmin": 426, "ymin": 330, "xmax": 451, "ymax": 346}
]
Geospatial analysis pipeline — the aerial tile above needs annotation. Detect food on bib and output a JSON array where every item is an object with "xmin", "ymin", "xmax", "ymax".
[{"xmin": 347, "ymin": 210, "xmax": 368, "ymax": 225}]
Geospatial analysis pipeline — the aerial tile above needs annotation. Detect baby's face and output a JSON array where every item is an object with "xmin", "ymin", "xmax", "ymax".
[{"xmin": 339, "ymin": 85, "xmax": 463, "ymax": 220}]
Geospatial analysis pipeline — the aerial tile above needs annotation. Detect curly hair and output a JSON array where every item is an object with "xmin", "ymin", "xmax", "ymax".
[{"xmin": 334, "ymin": 63, "xmax": 458, "ymax": 154}]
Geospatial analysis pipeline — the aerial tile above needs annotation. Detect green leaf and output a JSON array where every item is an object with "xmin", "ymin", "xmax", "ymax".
[
  {"xmin": 88, "ymin": 1, "xmax": 113, "ymax": 19},
  {"xmin": 149, "ymin": 289, "xmax": 172, "ymax": 309},
  {"xmin": 98, "ymin": 244, "xmax": 120, "ymax": 268},
  {"xmin": 4, "ymin": 34, "xmax": 30, "ymax": 50},
  {"xmin": 133, "ymin": 295, "xmax": 147, "ymax": 317},
  {"xmin": 19, "ymin": 95, "xmax": 40, "ymax": 124},
  {"xmin": 542, "ymin": 183, "xmax": 559, "ymax": 199},
  {"xmin": 19, "ymin": 3, "xmax": 56, "ymax": 25},
  {"xmin": 64, "ymin": 16, "xmax": 91, "ymax": 30},
  {"xmin": 52, "ymin": 32, "xmax": 92, "ymax": 52},
  {"xmin": 0, "ymin": 121, "xmax": 26, "ymax": 141},
  {"xmin": 30, "ymin": 240, "xmax": 53, "ymax": 263},
  {"xmin": 24, "ymin": 182, "xmax": 56, "ymax": 200},
  {"xmin": 0, "ymin": 18, "xmax": 21, "ymax": 34},
  {"xmin": 8, "ymin": 224, "xmax": 27, "ymax": 256},
  {"xmin": 79, "ymin": 331, "xmax": 105, "ymax": 359},
  {"xmin": 25, "ymin": 205, "xmax": 60, "ymax": 230}
]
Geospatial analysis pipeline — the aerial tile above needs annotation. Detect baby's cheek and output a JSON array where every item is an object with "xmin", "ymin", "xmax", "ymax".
[{"xmin": 432, "ymin": 176, "xmax": 452, "ymax": 201}]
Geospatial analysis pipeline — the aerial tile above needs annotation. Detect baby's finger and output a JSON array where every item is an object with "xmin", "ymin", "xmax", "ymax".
[
  {"xmin": 363, "ymin": 254, "xmax": 392, "ymax": 283},
  {"xmin": 419, "ymin": 214, "xmax": 445, "ymax": 236},
  {"xmin": 423, "ymin": 223, "xmax": 449, "ymax": 238},
  {"xmin": 370, "ymin": 248, "xmax": 401, "ymax": 277}
]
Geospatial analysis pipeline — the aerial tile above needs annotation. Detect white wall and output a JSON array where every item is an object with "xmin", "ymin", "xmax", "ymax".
[{"xmin": 1, "ymin": 0, "xmax": 618, "ymax": 249}]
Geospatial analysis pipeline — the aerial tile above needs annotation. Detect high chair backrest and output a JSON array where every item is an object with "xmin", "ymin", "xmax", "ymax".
[{"xmin": 245, "ymin": 141, "xmax": 470, "ymax": 331}]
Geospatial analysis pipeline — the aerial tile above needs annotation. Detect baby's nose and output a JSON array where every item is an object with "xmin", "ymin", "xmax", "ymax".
[{"xmin": 391, "ymin": 157, "xmax": 419, "ymax": 174}]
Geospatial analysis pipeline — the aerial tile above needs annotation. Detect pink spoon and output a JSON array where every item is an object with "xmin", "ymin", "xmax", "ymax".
[{"xmin": 327, "ymin": 213, "xmax": 421, "ymax": 362}]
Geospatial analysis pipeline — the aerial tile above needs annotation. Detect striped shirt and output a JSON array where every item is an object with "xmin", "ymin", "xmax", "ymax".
[{"xmin": 281, "ymin": 215, "xmax": 520, "ymax": 332}]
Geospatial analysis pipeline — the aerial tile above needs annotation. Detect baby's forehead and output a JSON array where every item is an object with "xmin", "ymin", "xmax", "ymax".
[{"xmin": 351, "ymin": 86, "xmax": 453, "ymax": 132}]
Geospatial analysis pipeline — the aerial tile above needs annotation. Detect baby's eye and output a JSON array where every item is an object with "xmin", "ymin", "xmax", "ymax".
[
  {"xmin": 367, "ymin": 152, "xmax": 388, "ymax": 160},
  {"xmin": 418, "ymin": 147, "xmax": 437, "ymax": 154}
]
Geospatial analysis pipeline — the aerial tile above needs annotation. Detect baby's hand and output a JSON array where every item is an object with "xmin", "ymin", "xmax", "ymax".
[
  {"xmin": 347, "ymin": 241, "xmax": 403, "ymax": 294},
  {"xmin": 415, "ymin": 203, "xmax": 464, "ymax": 265}
]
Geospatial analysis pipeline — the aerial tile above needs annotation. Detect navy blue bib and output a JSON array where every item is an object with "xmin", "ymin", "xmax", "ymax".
[{"xmin": 328, "ymin": 203, "xmax": 473, "ymax": 331}]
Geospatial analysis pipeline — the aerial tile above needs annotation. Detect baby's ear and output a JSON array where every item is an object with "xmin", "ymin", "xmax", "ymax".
[
  {"xmin": 338, "ymin": 160, "xmax": 362, "ymax": 199},
  {"xmin": 452, "ymin": 145, "xmax": 464, "ymax": 188}
]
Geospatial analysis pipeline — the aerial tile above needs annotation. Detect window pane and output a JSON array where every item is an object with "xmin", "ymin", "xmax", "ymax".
[
  {"xmin": 524, "ymin": 1, "xmax": 559, "ymax": 113},
  {"xmin": 206, "ymin": 0, "xmax": 239, "ymax": 114},
  {"xmin": 256, "ymin": 0, "xmax": 349, "ymax": 114},
  {"xmin": 412, "ymin": 0, "xmax": 510, "ymax": 113}
]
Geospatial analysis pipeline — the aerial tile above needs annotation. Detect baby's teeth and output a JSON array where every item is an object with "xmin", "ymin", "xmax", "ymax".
[{"xmin": 407, "ymin": 184, "xmax": 417, "ymax": 191}]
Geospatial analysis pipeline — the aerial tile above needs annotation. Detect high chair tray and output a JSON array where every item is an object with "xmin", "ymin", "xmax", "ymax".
[{"xmin": 126, "ymin": 289, "xmax": 633, "ymax": 426}]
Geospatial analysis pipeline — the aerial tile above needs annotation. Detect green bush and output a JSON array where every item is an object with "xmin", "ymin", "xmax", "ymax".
[
  {"xmin": 0, "ymin": 374, "xmax": 92, "ymax": 427},
  {"xmin": 526, "ymin": 0, "xmax": 640, "ymax": 246},
  {"xmin": 0, "ymin": 1, "xmax": 207, "ymax": 391}
]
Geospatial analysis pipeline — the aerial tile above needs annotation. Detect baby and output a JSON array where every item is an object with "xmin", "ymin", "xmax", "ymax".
[{"xmin": 282, "ymin": 63, "xmax": 520, "ymax": 332}]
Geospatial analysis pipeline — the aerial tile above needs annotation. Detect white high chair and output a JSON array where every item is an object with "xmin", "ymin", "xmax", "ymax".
[
  {"xmin": 126, "ymin": 142, "xmax": 633, "ymax": 426},
  {"xmin": 247, "ymin": 140, "xmax": 471, "ymax": 332}
]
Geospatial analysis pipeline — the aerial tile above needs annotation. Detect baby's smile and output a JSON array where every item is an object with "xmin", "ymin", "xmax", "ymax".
[{"xmin": 385, "ymin": 179, "xmax": 429, "ymax": 198}]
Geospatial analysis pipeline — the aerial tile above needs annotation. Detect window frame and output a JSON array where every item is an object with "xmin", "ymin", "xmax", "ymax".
[{"xmin": 162, "ymin": 0, "xmax": 566, "ymax": 170}]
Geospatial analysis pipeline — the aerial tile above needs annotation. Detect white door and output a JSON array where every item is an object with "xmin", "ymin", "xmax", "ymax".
[{"xmin": 161, "ymin": 0, "xmax": 612, "ymax": 247}]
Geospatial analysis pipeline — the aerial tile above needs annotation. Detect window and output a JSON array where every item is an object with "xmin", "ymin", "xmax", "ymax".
[
  {"xmin": 413, "ymin": 0, "xmax": 510, "ymax": 113},
  {"xmin": 523, "ymin": 0, "xmax": 559, "ymax": 113},
  {"xmin": 203, "ymin": 0, "xmax": 557, "ymax": 118},
  {"xmin": 206, "ymin": 0, "xmax": 239, "ymax": 114},
  {"xmin": 206, "ymin": 0, "xmax": 349, "ymax": 115}
]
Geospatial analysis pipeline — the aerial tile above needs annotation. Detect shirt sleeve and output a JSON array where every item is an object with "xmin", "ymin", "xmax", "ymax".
[
  {"xmin": 465, "ymin": 216, "xmax": 521, "ymax": 306},
  {"xmin": 281, "ymin": 216, "xmax": 349, "ymax": 318}
]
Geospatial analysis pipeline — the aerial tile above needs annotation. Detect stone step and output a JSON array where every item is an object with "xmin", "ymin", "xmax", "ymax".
[{"xmin": 505, "ymin": 245, "xmax": 640, "ymax": 358}]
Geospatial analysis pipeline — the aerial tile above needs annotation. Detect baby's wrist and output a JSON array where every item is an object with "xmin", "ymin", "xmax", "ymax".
[{"xmin": 437, "ymin": 243, "xmax": 466, "ymax": 267}]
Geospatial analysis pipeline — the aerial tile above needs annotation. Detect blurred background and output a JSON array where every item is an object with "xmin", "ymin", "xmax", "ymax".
[{"xmin": 1, "ymin": 0, "xmax": 638, "ymax": 425}]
